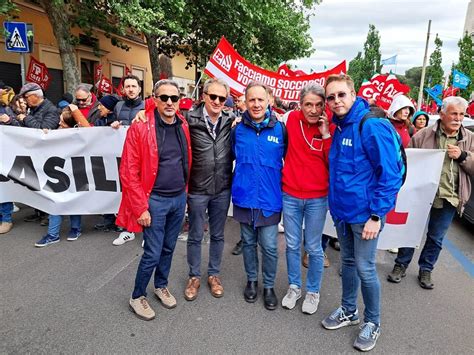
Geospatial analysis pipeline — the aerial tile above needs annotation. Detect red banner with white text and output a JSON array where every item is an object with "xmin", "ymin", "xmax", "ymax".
[
  {"xmin": 204, "ymin": 37, "xmax": 346, "ymax": 101},
  {"xmin": 26, "ymin": 57, "xmax": 51, "ymax": 90}
]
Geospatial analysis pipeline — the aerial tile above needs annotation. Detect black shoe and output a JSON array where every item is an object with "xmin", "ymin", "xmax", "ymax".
[
  {"xmin": 418, "ymin": 270, "xmax": 434, "ymax": 289},
  {"xmin": 114, "ymin": 226, "xmax": 125, "ymax": 233},
  {"xmin": 40, "ymin": 216, "xmax": 49, "ymax": 226},
  {"xmin": 328, "ymin": 237, "xmax": 340, "ymax": 251},
  {"xmin": 24, "ymin": 213, "xmax": 41, "ymax": 222},
  {"xmin": 232, "ymin": 240, "xmax": 243, "ymax": 255},
  {"xmin": 244, "ymin": 281, "xmax": 258, "ymax": 303},
  {"xmin": 387, "ymin": 264, "xmax": 406, "ymax": 283},
  {"xmin": 263, "ymin": 288, "xmax": 278, "ymax": 310},
  {"xmin": 94, "ymin": 223, "xmax": 114, "ymax": 232}
]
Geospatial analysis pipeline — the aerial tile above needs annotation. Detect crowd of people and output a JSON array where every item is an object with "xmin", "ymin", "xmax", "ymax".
[{"xmin": 0, "ymin": 74, "xmax": 473, "ymax": 352}]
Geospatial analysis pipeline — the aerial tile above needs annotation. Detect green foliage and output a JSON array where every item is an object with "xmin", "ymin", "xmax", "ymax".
[
  {"xmin": 454, "ymin": 32, "xmax": 474, "ymax": 99},
  {"xmin": 0, "ymin": 0, "xmax": 17, "ymax": 17},
  {"xmin": 426, "ymin": 34, "xmax": 444, "ymax": 87},
  {"xmin": 404, "ymin": 66, "xmax": 423, "ymax": 100},
  {"xmin": 347, "ymin": 24, "xmax": 382, "ymax": 91}
]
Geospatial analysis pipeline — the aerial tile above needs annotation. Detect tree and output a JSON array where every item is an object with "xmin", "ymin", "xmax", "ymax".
[
  {"xmin": 2, "ymin": 0, "xmax": 164, "ymax": 93},
  {"xmin": 347, "ymin": 52, "xmax": 364, "ymax": 90},
  {"xmin": 454, "ymin": 32, "xmax": 474, "ymax": 99},
  {"xmin": 426, "ymin": 34, "xmax": 444, "ymax": 87},
  {"xmin": 404, "ymin": 66, "xmax": 423, "ymax": 100},
  {"xmin": 348, "ymin": 24, "xmax": 382, "ymax": 90}
]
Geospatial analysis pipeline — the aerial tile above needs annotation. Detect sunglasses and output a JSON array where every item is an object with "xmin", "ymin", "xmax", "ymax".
[
  {"xmin": 157, "ymin": 95, "xmax": 180, "ymax": 103},
  {"xmin": 206, "ymin": 93, "xmax": 227, "ymax": 103},
  {"xmin": 326, "ymin": 92, "xmax": 348, "ymax": 103}
]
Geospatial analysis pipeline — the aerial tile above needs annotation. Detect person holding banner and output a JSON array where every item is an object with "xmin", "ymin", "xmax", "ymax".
[
  {"xmin": 321, "ymin": 74, "xmax": 403, "ymax": 352},
  {"xmin": 280, "ymin": 84, "xmax": 332, "ymax": 315},
  {"xmin": 117, "ymin": 79, "xmax": 192, "ymax": 321},
  {"xmin": 231, "ymin": 82, "xmax": 286, "ymax": 311},
  {"xmin": 16, "ymin": 82, "xmax": 59, "ymax": 130},
  {"xmin": 388, "ymin": 96, "xmax": 474, "ymax": 289}
]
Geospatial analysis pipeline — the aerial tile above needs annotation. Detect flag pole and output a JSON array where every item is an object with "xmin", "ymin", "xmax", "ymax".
[
  {"xmin": 191, "ymin": 71, "xmax": 204, "ymax": 100},
  {"xmin": 417, "ymin": 19, "xmax": 431, "ymax": 109}
]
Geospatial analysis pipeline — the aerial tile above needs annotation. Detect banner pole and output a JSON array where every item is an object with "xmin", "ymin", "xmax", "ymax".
[
  {"xmin": 191, "ymin": 71, "xmax": 204, "ymax": 100},
  {"xmin": 20, "ymin": 53, "xmax": 26, "ymax": 85},
  {"xmin": 417, "ymin": 19, "xmax": 431, "ymax": 109}
]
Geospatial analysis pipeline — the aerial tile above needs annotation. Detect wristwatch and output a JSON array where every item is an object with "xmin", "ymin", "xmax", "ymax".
[{"xmin": 370, "ymin": 214, "xmax": 381, "ymax": 222}]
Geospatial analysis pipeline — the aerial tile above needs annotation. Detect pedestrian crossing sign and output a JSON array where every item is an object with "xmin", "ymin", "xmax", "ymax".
[{"xmin": 4, "ymin": 21, "xmax": 30, "ymax": 53}]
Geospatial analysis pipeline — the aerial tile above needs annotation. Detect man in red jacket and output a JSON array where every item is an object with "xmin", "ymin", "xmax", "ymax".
[
  {"xmin": 116, "ymin": 79, "xmax": 192, "ymax": 321},
  {"xmin": 280, "ymin": 83, "xmax": 332, "ymax": 315}
]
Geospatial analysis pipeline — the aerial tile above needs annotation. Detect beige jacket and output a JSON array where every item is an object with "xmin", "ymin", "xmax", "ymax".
[{"xmin": 409, "ymin": 120, "xmax": 474, "ymax": 214}]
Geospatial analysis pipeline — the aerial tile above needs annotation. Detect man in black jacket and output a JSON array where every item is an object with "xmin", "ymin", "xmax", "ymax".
[
  {"xmin": 16, "ymin": 83, "xmax": 59, "ymax": 129},
  {"xmin": 184, "ymin": 78, "xmax": 234, "ymax": 302}
]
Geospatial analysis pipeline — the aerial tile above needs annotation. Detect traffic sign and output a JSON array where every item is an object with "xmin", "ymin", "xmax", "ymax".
[{"xmin": 4, "ymin": 21, "xmax": 30, "ymax": 53}]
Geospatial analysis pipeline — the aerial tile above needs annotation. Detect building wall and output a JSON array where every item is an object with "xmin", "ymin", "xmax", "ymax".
[{"xmin": 0, "ymin": 1, "xmax": 196, "ymax": 101}]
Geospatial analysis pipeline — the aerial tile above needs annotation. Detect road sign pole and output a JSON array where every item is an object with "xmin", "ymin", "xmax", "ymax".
[{"xmin": 20, "ymin": 53, "xmax": 26, "ymax": 85}]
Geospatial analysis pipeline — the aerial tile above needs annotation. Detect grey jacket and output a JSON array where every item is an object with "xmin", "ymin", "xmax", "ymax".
[{"xmin": 409, "ymin": 120, "xmax": 474, "ymax": 214}]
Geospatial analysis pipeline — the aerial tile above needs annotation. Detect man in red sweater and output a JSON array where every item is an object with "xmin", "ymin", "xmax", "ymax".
[{"xmin": 281, "ymin": 84, "xmax": 333, "ymax": 314}]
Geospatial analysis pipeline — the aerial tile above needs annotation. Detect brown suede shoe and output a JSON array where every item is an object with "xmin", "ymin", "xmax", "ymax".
[
  {"xmin": 184, "ymin": 277, "xmax": 200, "ymax": 301},
  {"xmin": 324, "ymin": 253, "xmax": 330, "ymax": 268},
  {"xmin": 208, "ymin": 275, "xmax": 224, "ymax": 298}
]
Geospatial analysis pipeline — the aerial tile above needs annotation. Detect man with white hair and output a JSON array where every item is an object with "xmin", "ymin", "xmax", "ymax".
[
  {"xmin": 388, "ymin": 96, "xmax": 474, "ymax": 289},
  {"xmin": 16, "ymin": 82, "xmax": 59, "ymax": 129}
]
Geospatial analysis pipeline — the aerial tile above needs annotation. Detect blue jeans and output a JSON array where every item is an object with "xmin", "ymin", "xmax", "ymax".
[
  {"xmin": 283, "ymin": 193, "xmax": 327, "ymax": 292},
  {"xmin": 0, "ymin": 202, "xmax": 13, "ymax": 223},
  {"xmin": 187, "ymin": 189, "xmax": 231, "ymax": 277},
  {"xmin": 132, "ymin": 192, "xmax": 186, "ymax": 299},
  {"xmin": 240, "ymin": 223, "xmax": 278, "ymax": 288},
  {"xmin": 336, "ymin": 220, "xmax": 384, "ymax": 325},
  {"xmin": 396, "ymin": 201, "xmax": 457, "ymax": 272},
  {"xmin": 48, "ymin": 215, "xmax": 82, "ymax": 237}
]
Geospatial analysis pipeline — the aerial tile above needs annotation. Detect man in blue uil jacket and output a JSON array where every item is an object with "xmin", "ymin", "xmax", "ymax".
[
  {"xmin": 321, "ymin": 74, "xmax": 403, "ymax": 352},
  {"xmin": 231, "ymin": 82, "xmax": 286, "ymax": 311}
]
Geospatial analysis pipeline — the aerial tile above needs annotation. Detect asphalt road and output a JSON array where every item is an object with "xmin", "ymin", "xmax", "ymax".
[{"xmin": 1, "ymin": 206, "xmax": 473, "ymax": 354}]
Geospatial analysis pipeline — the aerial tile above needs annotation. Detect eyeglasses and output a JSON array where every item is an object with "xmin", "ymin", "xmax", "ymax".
[
  {"xmin": 75, "ymin": 94, "xmax": 90, "ymax": 103},
  {"xmin": 157, "ymin": 95, "xmax": 180, "ymax": 103},
  {"xmin": 205, "ymin": 93, "xmax": 227, "ymax": 103},
  {"xmin": 326, "ymin": 92, "xmax": 348, "ymax": 103}
]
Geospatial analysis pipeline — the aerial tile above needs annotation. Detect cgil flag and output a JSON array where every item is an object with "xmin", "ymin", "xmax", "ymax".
[
  {"xmin": 452, "ymin": 69, "xmax": 471, "ymax": 89},
  {"xmin": 381, "ymin": 54, "xmax": 397, "ymax": 65}
]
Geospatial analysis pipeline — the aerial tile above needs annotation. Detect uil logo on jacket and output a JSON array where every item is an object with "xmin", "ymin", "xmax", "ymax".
[
  {"xmin": 342, "ymin": 138, "xmax": 352, "ymax": 147},
  {"xmin": 267, "ymin": 135, "xmax": 280, "ymax": 144}
]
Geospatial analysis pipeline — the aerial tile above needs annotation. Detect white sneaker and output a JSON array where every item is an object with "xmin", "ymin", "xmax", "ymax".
[
  {"xmin": 142, "ymin": 239, "xmax": 145, "ymax": 248},
  {"xmin": 302, "ymin": 292, "xmax": 320, "ymax": 314},
  {"xmin": 112, "ymin": 231, "xmax": 135, "ymax": 246},
  {"xmin": 281, "ymin": 285, "xmax": 301, "ymax": 309},
  {"xmin": 387, "ymin": 248, "xmax": 399, "ymax": 254},
  {"xmin": 12, "ymin": 204, "xmax": 20, "ymax": 213}
]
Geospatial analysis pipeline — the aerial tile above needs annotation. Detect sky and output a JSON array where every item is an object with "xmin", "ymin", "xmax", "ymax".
[{"xmin": 289, "ymin": 0, "xmax": 471, "ymax": 76}]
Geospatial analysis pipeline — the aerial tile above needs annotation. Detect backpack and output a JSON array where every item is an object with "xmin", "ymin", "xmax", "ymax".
[{"xmin": 358, "ymin": 111, "xmax": 408, "ymax": 186}]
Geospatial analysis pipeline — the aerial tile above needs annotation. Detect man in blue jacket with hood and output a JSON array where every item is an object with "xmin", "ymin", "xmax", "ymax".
[{"xmin": 321, "ymin": 74, "xmax": 403, "ymax": 352}]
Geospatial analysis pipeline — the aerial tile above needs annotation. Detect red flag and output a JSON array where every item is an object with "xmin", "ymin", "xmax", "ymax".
[
  {"xmin": 125, "ymin": 66, "xmax": 132, "ymax": 76},
  {"xmin": 26, "ymin": 57, "xmax": 52, "ymax": 90},
  {"xmin": 277, "ymin": 64, "xmax": 307, "ymax": 77},
  {"xmin": 375, "ymin": 75, "xmax": 411, "ymax": 110},
  {"xmin": 98, "ymin": 76, "xmax": 113, "ymax": 94},
  {"xmin": 357, "ymin": 81, "xmax": 379, "ymax": 101},
  {"xmin": 442, "ymin": 86, "xmax": 460, "ymax": 98},
  {"xmin": 94, "ymin": 64, "xmax": 103, "ymax": 83}
]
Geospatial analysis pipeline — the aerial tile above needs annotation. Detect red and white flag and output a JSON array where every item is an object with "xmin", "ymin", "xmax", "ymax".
[
  {"xmin": 204, "ymin": 37, "xmax": 346, "ymax": 101},
  {"xmin": 26, "ymin": 57, "xmax": 51, "ymax": 90}
]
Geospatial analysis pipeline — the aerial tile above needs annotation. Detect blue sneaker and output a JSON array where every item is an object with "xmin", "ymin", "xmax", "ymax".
[
  {"xmin": 67, "ymin": 228, "xmax": 82, "ymax": 241},
  {"xmin": 353, "ymin": 322, "xmax": 381, "ymax": 352},
  {"xmin": 321, "ymin": 306, "xmax": 360, "ymax": 330},
  {"xmin": 35, "ymin": 234, "xmax": 60, "ymax": 247}
]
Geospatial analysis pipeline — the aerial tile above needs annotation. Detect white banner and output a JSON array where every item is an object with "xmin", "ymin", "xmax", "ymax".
[
  {"xmin": 0, "ymin": 126, "xmax": 445, "ymax": 249},
  {"xmin": 0, "ymin": 125, "xmax": 127, "ymax": 215},
  {"xmin": 323, "ymin": 149, "xmax": 445, "ymax": 249}
]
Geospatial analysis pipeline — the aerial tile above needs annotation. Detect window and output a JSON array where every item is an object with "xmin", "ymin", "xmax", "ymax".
[
  {"xmin": 111, "ymin": 64, "xmax": 125, "ymax": 90},
  {"xmin": 81, "ymin": 59, "xmax": 99, "ymax": 85}
]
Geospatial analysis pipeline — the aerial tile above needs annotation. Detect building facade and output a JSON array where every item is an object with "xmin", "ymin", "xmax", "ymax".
[{"xmin": 0, "ymin": 1, "xmax": 196, "ymax": 103}]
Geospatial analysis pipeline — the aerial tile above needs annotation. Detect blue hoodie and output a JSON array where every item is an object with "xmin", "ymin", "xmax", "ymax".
[{"xmin": 328, "ymin": 97, "xmax": 403, "ymax": 224}]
